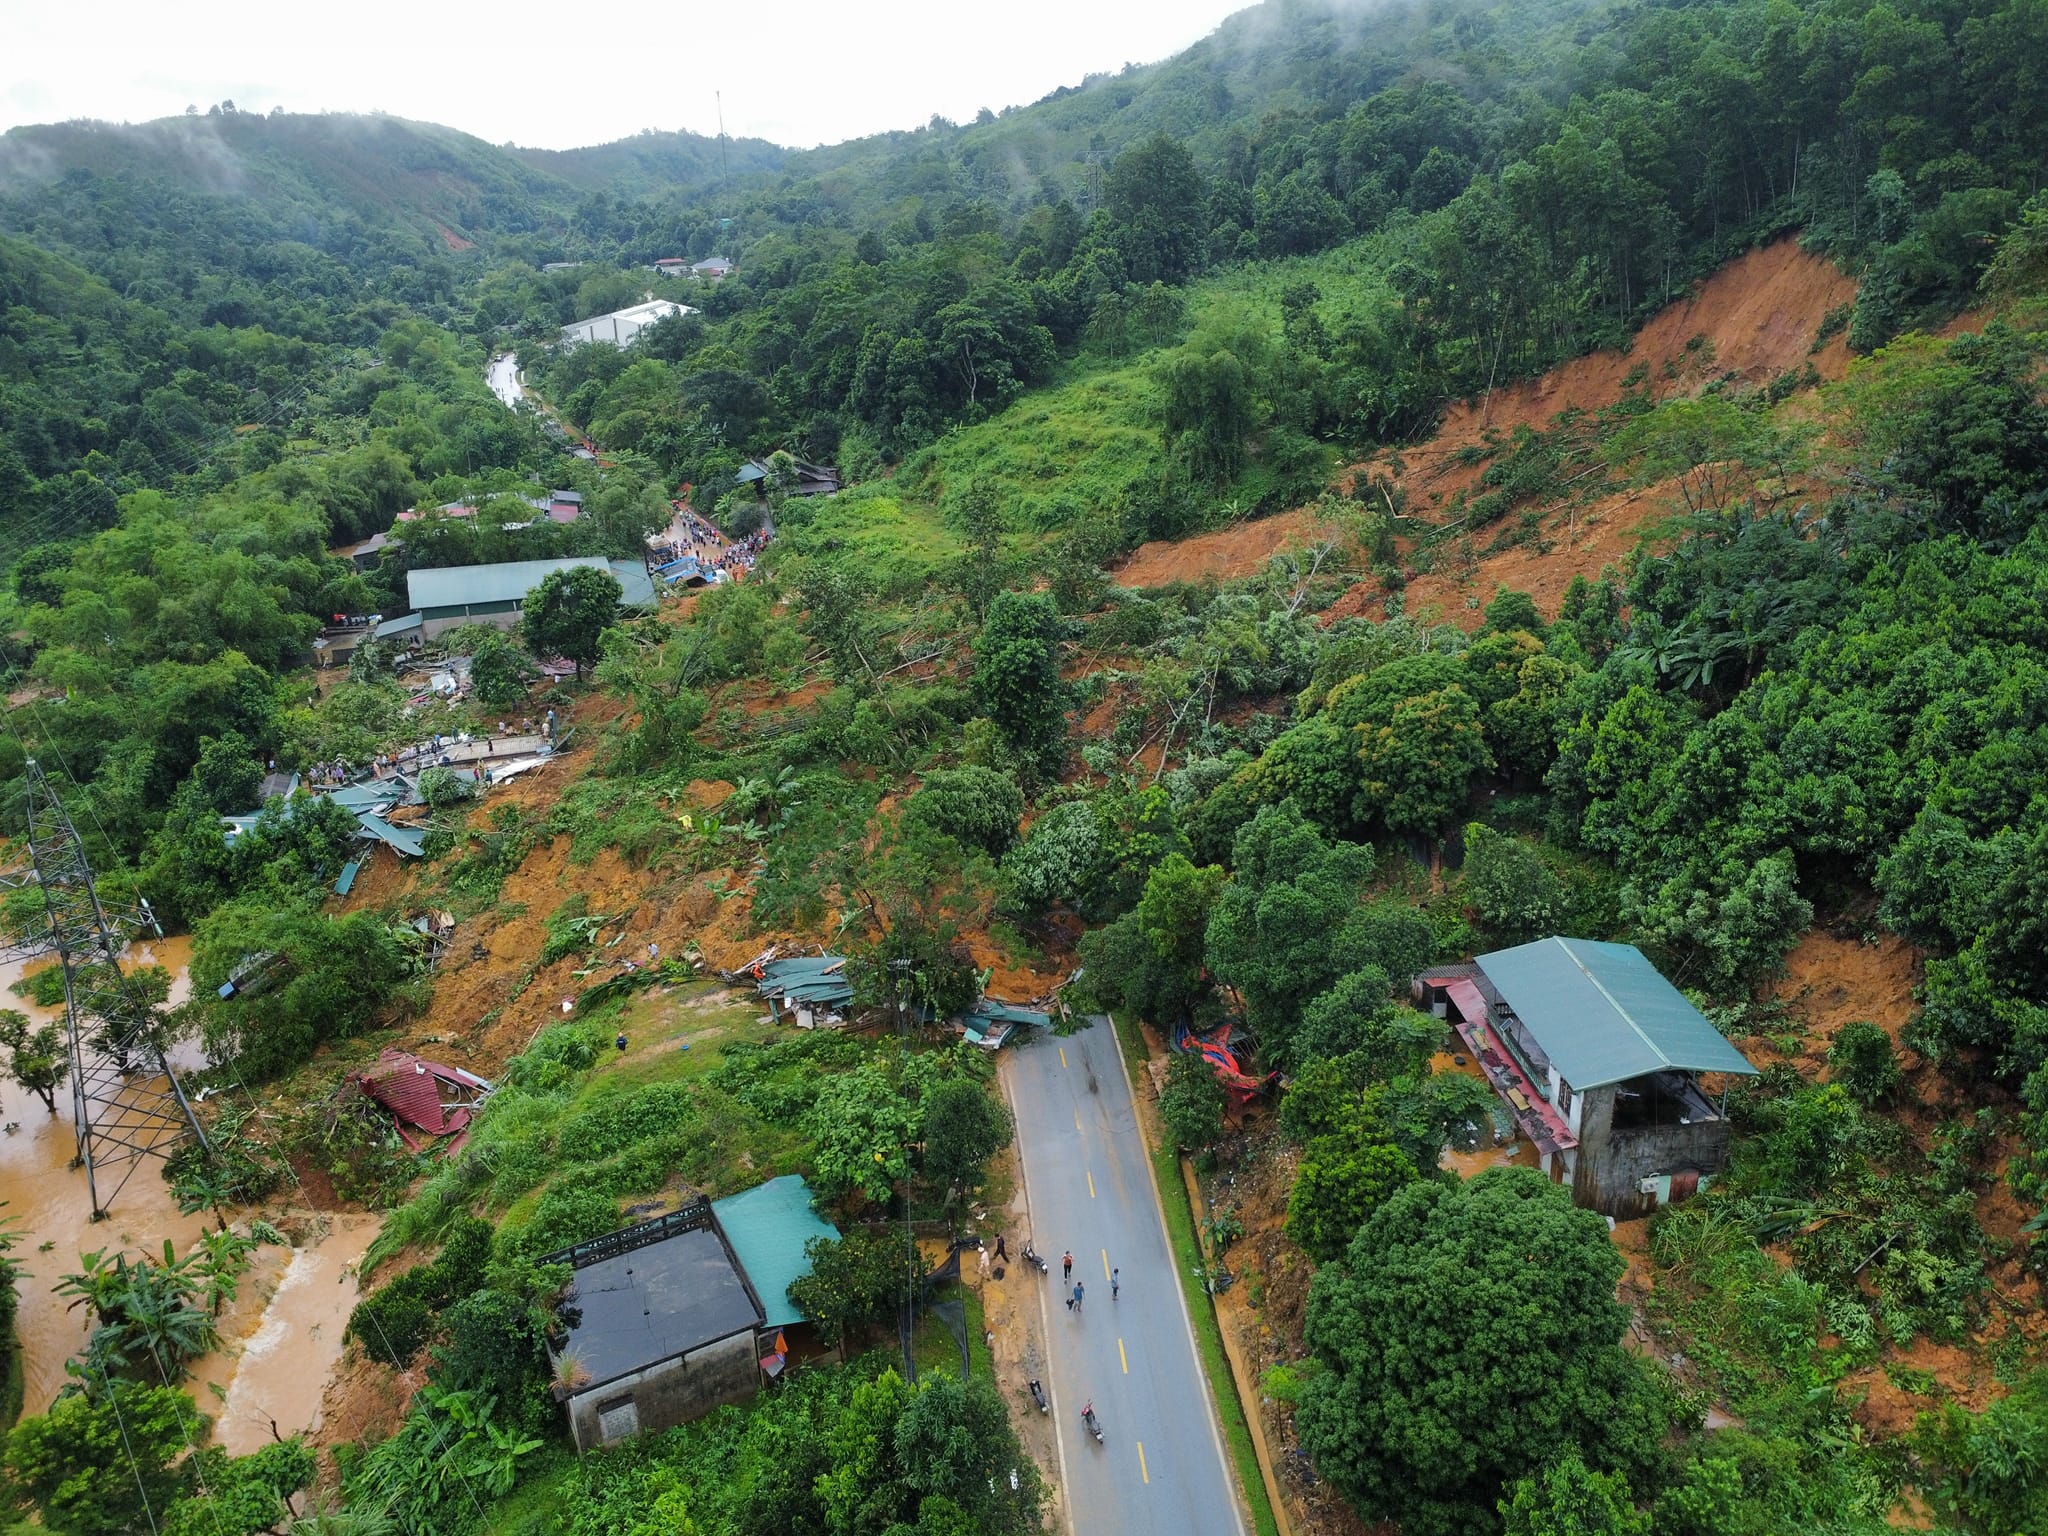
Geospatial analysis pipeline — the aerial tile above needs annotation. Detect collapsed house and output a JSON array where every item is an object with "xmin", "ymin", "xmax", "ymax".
[
  {"xmin": 750, "ymin": 955, "xmax": 854, "ymax": 1028},
  {"xmin": 1174, "ymin": 1016, "xmax": 1278, "ymax": 1108},
  {"xmin": 958, "ymin": 1000, "xmax": 1051, "ymax": 1051},
  {"xmin": 348, "ymin": 1048, "xmax": 492, "ymax": 1152},
  {"xmin": 744, "ymin": 953, "xmax": 1048, "ymax": 1047},
  {"xmin": 1418, "ymin": 937, "xmax": 1760, "ymax": 1218},
  {"xmin": 545, "ymin": 1177, "xmax": 837, "ymax": 1451}
]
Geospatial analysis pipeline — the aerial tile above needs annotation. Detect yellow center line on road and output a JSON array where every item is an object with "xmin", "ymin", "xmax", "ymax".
[
  {"xmin": 1087, "ymin": 1170, "xmax": 1096, "ymax": 1198},
  {"xmin": 1137, "ymin": 1441, "xmax": 1149, "ymax": 1484},
  {"xmin": 1119, "ymin": 1337, "xmax": 1128, "ymax": 1374},
  {"xmin": 1075, "ymin": 1108, "xmax": 1082, "ymax": 1131},
  {"xmin": 1102, "ymin": 1249, "xmax": 1111, "ymax": 1280},
  {"xmin": 1059, "ymin": 1047, "xmax": 1068, "ymax": 1069}
]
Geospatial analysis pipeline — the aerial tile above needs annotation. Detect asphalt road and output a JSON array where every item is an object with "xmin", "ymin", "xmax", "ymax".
[{"xmin": 1004, "ymin": 1015, "xmax": 1246, "ymax": 1536}]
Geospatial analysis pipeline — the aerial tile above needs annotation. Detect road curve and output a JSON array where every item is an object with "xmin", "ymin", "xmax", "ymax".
[{"xmin": 1003, "ymin": 1016, "xmax": 1246, "ymax": 1536}]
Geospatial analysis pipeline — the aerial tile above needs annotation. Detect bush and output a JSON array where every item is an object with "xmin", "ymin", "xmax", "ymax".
[
  {"xmin": 904, "ymin": 766, "xmax": 1026, "ymax": 856},
  {"xmin": 502, "ymin": 1184, "xmax": 624, "ymax": 1263},
  {"xmin": 348, "ymin": 1218, "xmax": 493, "ymax": 1366},
  {"xmin": 1286, "ymin": 1123, "xmax": 1418, "ymax": 1263},
  {"xmin": 417, "ymin": 765, "xmax": 478, "ymax": 808},
  {"xmin": 1827, "ymin": 1022, "xmax": 1901, "ymax": 1106},
  {"xmin": 1159, "ymin": 1050, "xmax": 1226, "ymax": 1151},
  {"xmin": 11, "ymin": 965, "xmax": 66, "ymax": 1008},
  {"xmin": 787, "ymin": 1227, "xmax": 903, "ymax": 1346}
]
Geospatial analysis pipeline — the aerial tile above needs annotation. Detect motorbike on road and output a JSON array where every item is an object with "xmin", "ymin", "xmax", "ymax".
[
  {"xmin": 1028, "ymin": 1378, "xmax": 1049, "ymax": 1414},
  {"xmin": 1081, "ymin": 1400, "xmax": 1105, "ymax": 1445},
  {"xmin": 1020, "ymin": 1240, "xmax": 1049, "ymax": 1274}
]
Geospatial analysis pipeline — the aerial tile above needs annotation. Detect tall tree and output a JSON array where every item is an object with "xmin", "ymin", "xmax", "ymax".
[
  {"xmin": 972, "ymin": 590, "xmax": 1067, "ymax": 772},
  {"xmin": 1297, "ymin": 1169, "xmax": 1667, "ymax": 1536},
  {"xmin": 520, "ymin": 564, "xmax": 622, "ymax": 682},
  {"xmin": 0, "ymin": 1008, "xmax": 65, "ymax": 1113},
  {"xmin": 1104, "ymin": 134, "xmax": 1210, "ymax": 285}
]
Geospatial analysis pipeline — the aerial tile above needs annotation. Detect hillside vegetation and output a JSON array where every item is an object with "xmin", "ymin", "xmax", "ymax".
[{"xmin": 2, "ymin": 0, "xmax": 2048, "ymax": 1533}]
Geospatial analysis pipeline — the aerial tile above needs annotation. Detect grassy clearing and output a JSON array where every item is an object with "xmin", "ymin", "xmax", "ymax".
[
  {"xmin": 910, "ymin": 1280, "xmax": 991, "ymax": 1380},
  {"xmin": 774, "ymin": 486, "xmax": 964, "ymax": 596},
  {"xmin": 367, "ymin": 982, "xmax": 820, "ymax": 1272},
  {"xmin": 898, "ymin": 362, "xmax": 1165, "ymax": 535},
  {"xmin": 1108, "ymin": 1012, "xmax": 1282, "ymax": 1536}
]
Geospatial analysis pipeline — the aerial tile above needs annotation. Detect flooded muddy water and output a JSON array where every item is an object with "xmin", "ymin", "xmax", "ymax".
[
  {"xmin": 189, "ymin": 1215, "xmax": 378, "ymax": 1453},
  {"xmin": 0, "ymin": 944, "xmax": 377, "ymax": 1437}
]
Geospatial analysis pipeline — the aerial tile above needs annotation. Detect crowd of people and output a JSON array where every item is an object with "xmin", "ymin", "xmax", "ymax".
[{"xmin": 650, "ymin": 503, "xmax": 775, "ymax": 586}]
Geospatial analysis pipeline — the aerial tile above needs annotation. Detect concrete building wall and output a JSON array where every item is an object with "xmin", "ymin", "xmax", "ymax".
[
  {"xmin": 567, "ymin": 1329, "xmax": 760, "ymax": 1451},
  {"xmin": 1571, "ymin": 1082, "xmax": 1732, "ymax": 1218}
]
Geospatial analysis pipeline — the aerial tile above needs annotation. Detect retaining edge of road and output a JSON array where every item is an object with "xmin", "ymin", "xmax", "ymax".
[
  {"xmin": 1176, "ymin": 1153, "xmax": 1299, "ymax": 1536},
  {"xmin": 1100, "ymin": 1011, "xmax": 1257, "ymax": 1536}
]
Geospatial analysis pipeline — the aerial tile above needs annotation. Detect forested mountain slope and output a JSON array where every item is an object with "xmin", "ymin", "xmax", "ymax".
[{"xmin": 2, "ymin": 0, "xmax": 2048, "ymax": 1533}]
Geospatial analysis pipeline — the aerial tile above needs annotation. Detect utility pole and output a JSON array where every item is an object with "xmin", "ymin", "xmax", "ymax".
[
  {"xmin": 891, "ymin": 955, "xmax": 918, "ymax": 1381},
  {"xmin": 20, "ymin": 760, "xmax": 208, "ymax": 1218}
]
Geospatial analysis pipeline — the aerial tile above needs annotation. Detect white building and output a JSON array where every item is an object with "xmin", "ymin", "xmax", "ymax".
[{"xmin": 559, "ymin": 298, "xmax": 699, "ymax": 349}]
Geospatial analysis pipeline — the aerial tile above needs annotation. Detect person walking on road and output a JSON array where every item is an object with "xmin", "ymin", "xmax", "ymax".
[
  {"xmin": 1062, "ymin": 1250, "xmax": 1073, "ymax": 1281},
  {"xmin": 1112, "ymin": 1267, "xmax": 1120, "ymax": 1301},
  {"xmin": 1071, "ymin": 1281, "xmax": 1084, "ymax": 1314}
]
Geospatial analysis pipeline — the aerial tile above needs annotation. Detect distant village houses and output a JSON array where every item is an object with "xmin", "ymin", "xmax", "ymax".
[
  {"xmin": 735, "ymin": 456, "xmax": 839, "ymax": 497},
  {"xmin": 691, "ymin": 255, "xmax": 735, "ymax": 280}
]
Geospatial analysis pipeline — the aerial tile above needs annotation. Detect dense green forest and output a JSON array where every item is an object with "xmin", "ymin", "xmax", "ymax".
[{"xmin": 3, "ymin": 0, "xmax": 2048, "ymax": 1531}]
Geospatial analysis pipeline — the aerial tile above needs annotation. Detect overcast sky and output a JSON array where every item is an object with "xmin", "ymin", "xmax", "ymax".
[{"xmin": 2, "ymin": 0, "xmax": 1251, "ymax": 151}]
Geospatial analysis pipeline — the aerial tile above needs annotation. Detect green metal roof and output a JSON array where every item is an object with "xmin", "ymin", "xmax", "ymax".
[
  {"xmin": 1474, "ymin": 937, "xmax": 1758, "ymax": 1091},
  {"xmin": 405, "ymin": 557, "xmax": 654, "ymax": 614},
  {"xmin": 966, "ymin": 1003, "xmax": 1051, "ymax": 1028},
  {"xmin": 358, "ymin": 813, "xmax": 427, "ymax": 858},
  {"xmin": 712, "ymin": 1176, "xmax": 838, "ymax": 1330}
]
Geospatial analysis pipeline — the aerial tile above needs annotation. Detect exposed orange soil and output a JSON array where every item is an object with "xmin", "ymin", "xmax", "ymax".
[
  {"xmin": 1338, "ymin": 477, "xmax": 1688, "ymax": 632},
  {"xmin": 1769, "ymin": 930, "xmax": 1923, "ymax": 1063},
  {"xmin": 1377, "ymin": 236, "xmax": 1858, "ymax": 523},
  {"xmin": 1759, "ymin": 930, "xmax": 2043, "ymax": 1426},
  {"xmin": 1114, "ymin": 507, "xmax": 1337, "ymax": 589},
  {"xmin": 1112, "ymin": 238, "xmax": 1858, "ymax": 628}
]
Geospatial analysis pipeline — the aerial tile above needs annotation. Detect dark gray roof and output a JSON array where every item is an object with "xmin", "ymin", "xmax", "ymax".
[
  {"xmin": 1474, "ymin": 937, "xmax": 1758, "ymax": 1091},
  {"xmin": 553, "ymin": 1220, "xmax": 762, "ymax": 1391}
]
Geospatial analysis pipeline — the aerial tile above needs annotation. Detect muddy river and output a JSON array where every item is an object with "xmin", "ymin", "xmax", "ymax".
[
  {"xmin": 0, "ymin": 942, "xmax": 375, "ymax": 1443},
  {"xmin": 487, "ymin": 351, "xmax": 523, "ymax": 409}
]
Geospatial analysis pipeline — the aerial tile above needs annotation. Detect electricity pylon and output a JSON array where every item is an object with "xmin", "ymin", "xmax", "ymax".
[{"xmin": 9, "ymin": 760, "xmax": 207, "ymax": 1219}]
